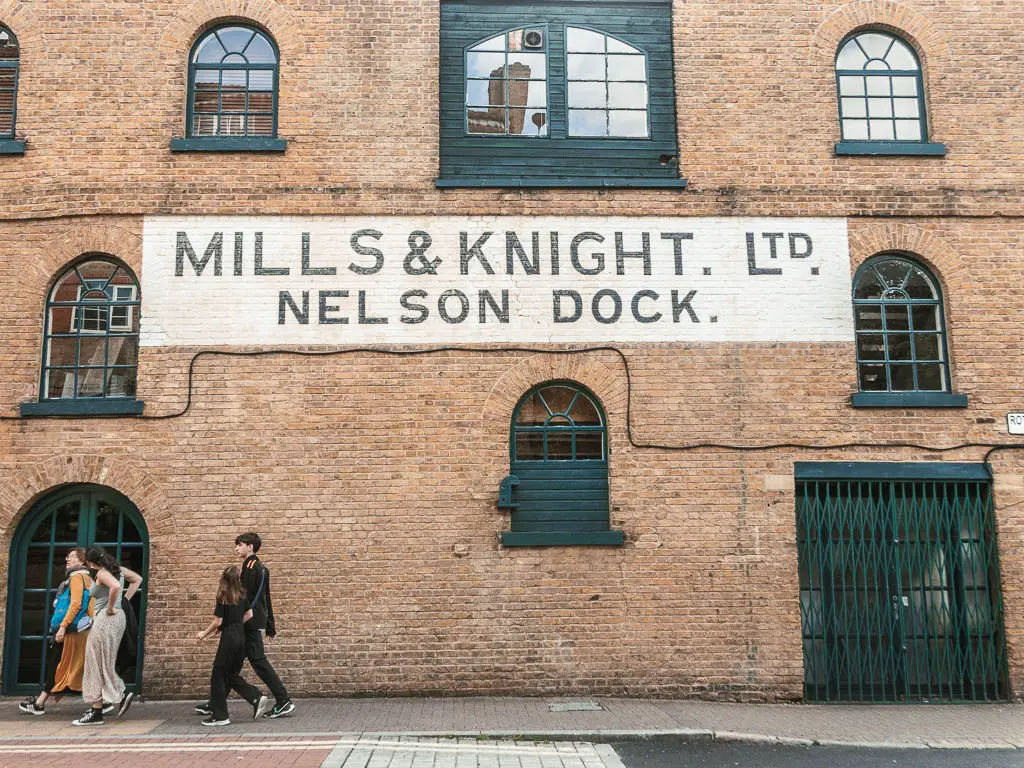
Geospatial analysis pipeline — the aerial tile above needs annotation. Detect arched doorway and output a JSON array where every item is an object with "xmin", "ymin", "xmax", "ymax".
[{"xmin": 3, "ymin": 484, "xmax": 148, "ymax": 696}]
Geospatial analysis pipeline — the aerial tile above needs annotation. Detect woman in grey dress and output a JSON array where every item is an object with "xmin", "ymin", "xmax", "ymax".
[{"xmin": 71, "ymin": 546, "xmax": 143, "ymax": 726}]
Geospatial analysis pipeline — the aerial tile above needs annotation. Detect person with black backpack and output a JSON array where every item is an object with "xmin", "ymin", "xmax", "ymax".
[{"xmin": 195, "ymin": 532, "xmax": 294, "ymax": 719}]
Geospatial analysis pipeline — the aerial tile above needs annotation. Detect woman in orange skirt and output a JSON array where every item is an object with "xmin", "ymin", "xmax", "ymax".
[{"xmin": 18, "ymin": 547, "xmax": 93, "ymax": 715}]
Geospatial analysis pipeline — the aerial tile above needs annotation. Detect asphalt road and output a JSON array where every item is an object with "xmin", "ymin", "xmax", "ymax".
[{"xmin": 611, "ymin": 741, "xmax": 1023, "ymax": 768}]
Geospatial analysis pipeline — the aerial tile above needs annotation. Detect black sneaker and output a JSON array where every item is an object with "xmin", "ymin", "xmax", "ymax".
[
  {"xmin": 72, "ymin": 708, "xmax": 104, "ymax": 726},
  {"xmin": 252, "ymin": 695, "xmax": 272, "ymax": 720},
  {"xmin": 102, "ymin": 703, "xmax": 115, "ymax": 715},
  {"xmin": 18, "ymin": 697, "xmax": 44, "ymax": 716},
  {"xmin": 117, "ymin": 691, "xmax": 135, "ymax": 718},
  {"xmin": 201, "ymin": 716, "xmax": 230, "ymax": 727},
  {"xmin": 194, "ymin": 701, "xmax": 213, "ymax": 716},
  {"xmin": 265, "ymin": 699, "xmax": 295, "ymax": 719}
]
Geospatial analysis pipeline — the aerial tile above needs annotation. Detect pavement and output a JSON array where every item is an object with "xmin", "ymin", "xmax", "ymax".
[{"xmin": 1, "ymin": 696, "xmax": 1021, "ymax": 753}]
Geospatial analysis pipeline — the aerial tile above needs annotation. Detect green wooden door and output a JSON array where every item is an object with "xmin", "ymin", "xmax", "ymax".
[
  {"xmin": 3, "ymin": 484, "xmax": 149, "ymax": 696},
  {"xmin": 797, "ymin": 477, "xmax": 1008, "ymax": 702}
]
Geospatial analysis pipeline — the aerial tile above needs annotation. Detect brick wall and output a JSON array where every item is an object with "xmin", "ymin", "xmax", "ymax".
[{"xmin": 0, "ymin": 0, "xmax": 1021, "ymax": 700}]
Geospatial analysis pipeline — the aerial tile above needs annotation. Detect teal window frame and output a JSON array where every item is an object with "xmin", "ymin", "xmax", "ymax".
[
  {"xmin": 501, "ymin": 380, "xmax": 623, "ymax": 547},
  {"xmin": 2, "ymin": 484, "xmax": 150, "ymax": 697},
  {"xmin": 834, "ymin": 30, "xmax": 945, "ymax": 157},
  {"xmin": 851, "ymin": 254, "xmax": 965, "ymax": 408},
  {"xmin": 0, "ymin": 25, "xmax": 23, "ymax": 154},
  {"xmin": 438, "ymin": 0, "xmax": 684, "ymax": 189},
  {"xmin": 23, "ymin": 256, "xmax": 144, "ymax": 417},
  {"xmin": 174, "ymin": 23, "xmax": 285, "ymax": 153}
]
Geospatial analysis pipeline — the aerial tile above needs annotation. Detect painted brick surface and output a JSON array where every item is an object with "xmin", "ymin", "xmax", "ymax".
[{"xmin": 0, "ymin": 0, "xmax": 1020, "ymax": 703}]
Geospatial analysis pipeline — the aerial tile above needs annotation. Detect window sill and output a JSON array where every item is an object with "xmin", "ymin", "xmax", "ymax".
[
  {"xmin": 851, "ymin": 392, "xmax": 967, "ymax": 408},
  {"xmin": 20, "ymin": 399, "xmax": 145, "ymax": 417},
  {"xmin": 170, "ymin": 137, "xmax": 287, "ymax": 153},
  {"xmin": 501, "ymin": 530, "xmax": 624, "ymax": 547},
  {"xmin": 0, "ymin": 139, "xmax": 26, "ymax": 154},
  {"xmin": 436, "ymin": 177, "xmax": 688, "ymax": 189},
  {"xmin": 835, "ymin": 141, "xmax": 947, "ymax": 157}
]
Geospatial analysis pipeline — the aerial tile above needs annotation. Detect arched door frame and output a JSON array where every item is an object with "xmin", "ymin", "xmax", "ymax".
[{"xmin": 3, "ymin": 483, "xmax": 149, "ymax": 696}]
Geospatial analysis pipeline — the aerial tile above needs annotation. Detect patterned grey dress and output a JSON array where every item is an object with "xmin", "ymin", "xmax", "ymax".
[{"xmin": 82, "ymin": 572, "xmax": 126, "ymax": 706}]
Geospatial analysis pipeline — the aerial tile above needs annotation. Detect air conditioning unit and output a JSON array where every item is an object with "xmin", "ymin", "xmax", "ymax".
[{"xmin": 523, "ymin": 29, "xmax": 544, "ymax": 49}]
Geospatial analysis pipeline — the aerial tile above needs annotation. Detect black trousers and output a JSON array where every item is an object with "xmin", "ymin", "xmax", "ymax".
[
  {"xmin": 244, "ymin": 625, "xmax": 289, "ymax": 704},
  {"xmin": 210, "ymin": 626, "xmax": 261, "ymax": 721},
  {"xmin": 43, "ymin": 638, "xmax": 63, "ymax": 693}
]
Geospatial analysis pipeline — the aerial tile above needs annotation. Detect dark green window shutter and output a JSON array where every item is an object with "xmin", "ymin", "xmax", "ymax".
[{"xmin": 439, "ymin": 0, "xmax": 684, "ymax": 188}]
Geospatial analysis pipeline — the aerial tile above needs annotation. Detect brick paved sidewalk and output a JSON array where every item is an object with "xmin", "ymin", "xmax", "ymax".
[{"xmin": 1, "ymin": 696, "xmax": 1021, "ymax": 750}]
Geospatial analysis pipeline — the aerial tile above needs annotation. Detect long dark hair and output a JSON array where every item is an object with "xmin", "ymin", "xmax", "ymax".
[
  {"xmin": 84, "ymin": 545, "xmax": 121, "ymax": 579},
  {"xmin": 216, "ymin": 565, "xmax": 246, "ymax": 605}
]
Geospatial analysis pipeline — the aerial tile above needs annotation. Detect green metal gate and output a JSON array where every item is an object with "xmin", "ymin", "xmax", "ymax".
[{"xmin": 796, "ymin": 463, "xmax": 1008, "ymax": 702}]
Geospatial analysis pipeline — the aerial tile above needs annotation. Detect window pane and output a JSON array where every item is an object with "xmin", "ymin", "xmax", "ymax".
[
  {"xmin": 916, "ymin": 364, "xmax": 944, "ymax": 391},
  {"xmin": 244, "ymin": 34, "xmax": 276, "ymax": 64},
  {"xmin": 471, "ymin": 34, "xmax": 505, "ymax": 52},
  {"xmin": 249, "ymin": 70, "xmax": 274, "ymax": 91},
  {"xmin": 842, "ymin": 119, "xmax": 868, "ymax": 140},
  {"xmin": 509, "ymin": 107, "xmax": 547, "ymax": 136},
  {"xmin": 893, "ymin": 98, "xmax": 919, "ymax": 118},
  {"xmin": 569, "ymin": 109, "xmax": 607, "ymax": 137},
  {"xmin": 0, "ymin": 89, "xmax": 13, "ymax": 112},
  {"xmin": 892, "ymin": 76, "xmax": 917, "ymax": 96},
  {"xmin": 516, "ymin": 392, "xmax": 549, "ymax": 425},
  {"xmin": 574, "ymin": 432, "xmax": 603, "ymax": 459},
  {"xmin": 467, "ymin": 79, "xmax": 503, "ymax": 106},
  {"xmin": 193, "ymin": 114, "xmax": 218, "ymax": 136},
  {"xmin": 607, "ymin": 37, "xmax": 639, "ymax": 54},
  {"xmin": 858, "ymin": 33, "xmax": 895, "ymax": 60},
  {"xmin": 539, "ymin": 386, "xmax": 577, "ymax": 416},
  {"xmin": 914, "ymin": 334, "xmax": 940, "ymax": 361},
  {"xmin": 467, "ymin": 52, "xmax": 505, "ymax": 78},
  {"xmin": 859, "ymin": 364, "xmax": 887, "ymax": 391},
  {"xmin": 608, "ymin": 110, "xmax": 647, "ymax": 137},
  {"xmin": 884, "ymin": 305, "xmax": 910, "ymax": 331},
  {"xmin": 607, "ymin": 55, "xmax": 645, "ymax": 81},
  {"xmin": 888, "ymin": 334, "xmax": 912, "ymax": 361},
  {"xmin": 77, "ymin": 370, "xmax": 105, "ymax": 398},
  {"xmin": 507, "ymin": 30, "xmax": 524, "ymax": 52},
  {"xmin": 567, "ymin": 54, "xmax": 604, "ymax": 80},
  {"xmin": 912, "ymin": 306, "xmax": 939, "ymax": 331},
  {"xmin": 841, "ymin": 98, "xmax": 866, "ymax": 118},
  {"xmin": 192, "ymin": 89, "xmax": 218, "ymax": 112},
  {"xmin": 546, "ymin": 432, "xmax": 572, "ymax": 460},
  {"xmin": 886, "ymin": 40, "xmax": 918, "ymax": 70},
  {"xmin": 568, "ymin": 395, "xmax": 601, "ymax": 426},
  {"xmin": 507, "ymin": 53, "xmax": 545, "ymax": 79},
  {"xmin": 78, "ymin": 337, "xmax": 106, "ymax": 367},
  {"xmin": 221, "ymin": 90, "xmax": 246, "ymax": 111},
  {"xmin": 890, "ymin": 364, "xmax": 915, "ymax": 391},
  {"xmin": 110, "ymin": 338, "xmax": 139, "ymax": 367},
  {"xmin": 48, "ymin": 306, "xmax": 74, "ymax": 335},
  {"xmin": 109, "ymin": 367, "xmax": 137, "ymax": 398},
  {"xmin": 836, "ymin": 40, "xmax": 867, "ymax": 69},
  {"xmin": 194, "ymin": 34, "xmax": 226, "ymax": 63},
  {"xmin": 506, "ymin": 79, "xmax": 533, "ymax": 108},
  {"xmin": 46, "ymin": 336, "xmax": 77, "ymax": 368},
  {"xmin": 567, "ymin": 27, "xmax": 604, "ymax": 53},
  {"xmin": 217, "ymin": 27, "xmax": 255, "ymax": 55},
  {"xmin": 523, "ymin": 81, "xmax": 547, "ymax": 107},
  {"xmin": 249, "ymin": 91, "xmax": 273, "ymax": 112},
  {"xmin": 222, "ymin": 70, "xmax": 245, "ymax": 89},
  {"xmin": 904, "ymin": 268, "xmax": 936, "ymax": 299},
  {"xmin": 867, "ymin": 98, "xmax": 893, "ymax": 118},
  {"xmin": 876, "ymin": 260, "xmax": 908, "ymax": 288},
  {"xmin": 855, "ymin": 306, "xmax": 883, "ymax": 331},
  {"xmin": 866, "ymin": 77, "xmax": 891, "ymax": 96},
  {"xmin": 838, "ymin": 75, "xmax": 865, "ymax": 96},
  {"xmin": 857, "ymin": 334, "xmax": 886, "ymax": 361},
  {"xmin": 895, "ymin": 120, "xmax": 922, "ymax": 141},
  {"xmin": 568, "ymin": 81, "xmax": 605, "ymax": 108},
  {"xmin": 608, "ymin": 82, "xmax": 647, "ymax": 109},
  {"xmin": 467, "ymin": 108, "xmax": 505, "ymax": 134},
  {"xmin": 868, "ymin": 120, "xmax": 895, "ymax": 140},
  {"xmin": 855, "ymin": 269, "xmax": 884, "ymax": 299}
]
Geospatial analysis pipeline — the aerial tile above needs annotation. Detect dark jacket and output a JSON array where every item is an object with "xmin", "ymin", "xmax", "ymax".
[{"xmin": 241, "ymin": 555, "xmax": 276, "ymax": 636}]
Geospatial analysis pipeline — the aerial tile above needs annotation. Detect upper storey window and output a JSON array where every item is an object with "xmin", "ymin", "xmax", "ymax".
[
  {"xmin": 835, "ymin": 31, "xmax": 945, "ymax": 156},
  {"xmin": 172, "ymin": 24, "xmax": 285, "ymax": 152},
  {"xmin": 0, "ymin": 26, "xmax": 22, "ymax": 152},
  {"xmin": 439, "ymin": 0, "xmax": 683, "ymax": 188}
]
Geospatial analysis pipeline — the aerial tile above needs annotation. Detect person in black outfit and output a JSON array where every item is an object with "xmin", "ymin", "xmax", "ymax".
[
  {"xmin": 195, "ymin": 566, "xmax": 272, "ymax": 726},
  {"xmin": 195, "ymin": 532, "xmax": 295, "ymax": 719}
]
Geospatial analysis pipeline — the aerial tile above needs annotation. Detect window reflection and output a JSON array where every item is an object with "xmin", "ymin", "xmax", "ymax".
[
  {"xmin": 466, "ymin": 29, "xmax": 548, "ymax": 137},
  {"xmin": 566, "ymin": 27, "xmax": 648, "ymax": 138}
]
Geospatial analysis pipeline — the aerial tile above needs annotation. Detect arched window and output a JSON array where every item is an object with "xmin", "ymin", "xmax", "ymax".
[
  {"xmin": 187, "ymin": 24, "xmax": 279, "ymax": 138},
  {"xmin": 566, "ymin": 26, "xmax": 648, "ymax": 138},
  {"xmin": 835, "ymin": 30, "xmax": 927, "ymax": 144},
  {"xmin": 466, "ymin": 28, "xmax": 548, "ymax": 136},
  {"xmin": 499, "ymin": 381, "xmax": 622, "ymax": 546},
  {"xmin": 42, "ymin": 257, "xmax": 140, "ymax": 402},
  {"xmin": 853, "ymin": 255, "xmax": 951, "ymax": 394},
  {"xmin": 0, "ymin": 25, "xmax": 19, "ymax": 139}
]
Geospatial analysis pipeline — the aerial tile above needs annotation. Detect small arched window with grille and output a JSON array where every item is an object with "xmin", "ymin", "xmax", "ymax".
[
  {"xmin": 499, "ymin": 381, "xmax": 622, "ymax": 546},
  {"xmin": 187, "ymin": 24, "xmax": 279, "ymax": 139},
  {"xmin": 835, "ymin": 30, "xmax": 944, "ymax": 156},
  {"xmin": 40, "ymin": 258, "xmax": 141, "ymax": 404},
  {"xmin": 852, "ymin": 255, "xmax": 964, "ymax": 407},
  {"xmin": 0, "ymin": 26, "xmax": 19, "ymax": 141}
]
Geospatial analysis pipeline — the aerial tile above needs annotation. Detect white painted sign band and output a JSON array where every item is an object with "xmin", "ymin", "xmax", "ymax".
[{"xmin": 140, "ymin": 216, "xmax": 853, "ymax": 347}]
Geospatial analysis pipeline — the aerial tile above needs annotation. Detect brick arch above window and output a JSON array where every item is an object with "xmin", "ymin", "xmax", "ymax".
[
  {"xmin": 28, "ymin": 224, "xmax": 142, "ymax": 306},
  {"xmin": 0, "ymin": 0, "xmax": 45, "ymax": 55},
  {"xmin": 0, "ymin": 455, "xmax": 178, "ymax": 539}
]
